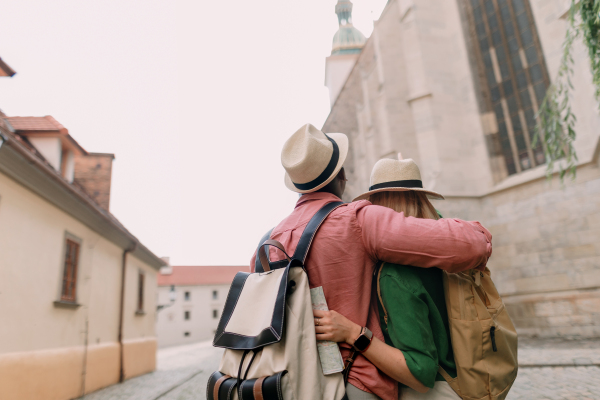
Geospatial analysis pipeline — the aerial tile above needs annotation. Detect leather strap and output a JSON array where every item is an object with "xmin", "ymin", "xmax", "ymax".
[
  {"xmin": 254, "ymin": 228, "xmax": 273, "ymax": 272},
  {"xmin": 375, "ymin": 262, "xmax": 388, "ymax": 326},
  {"xmin": 262, "ymin": 371, "xmax": 288, "ymax": 399},
  {"xmin": 253, "ymin": 376, "xmax": 266, "ymax": 400},
  {"xmin": 254, "ymin": 201, "xmax": 344, "ymax": 272},
  {"xmin": 438, "ymin": 366, "xmax": 461, "ymax": 397},
  {"xmin": 343, "ymin": 349, "xmax": 358, "ymax": 385},
  {"xmin": 213, "ymin": 374, "xmax": 231, "ymax": 400},
  {"xmin": 292, "ymin": 201, "xmax": 344, "ymax": 264},
  {"xmin": 258, "ymin": 239, "xmax": 291, "ymax": 272}
]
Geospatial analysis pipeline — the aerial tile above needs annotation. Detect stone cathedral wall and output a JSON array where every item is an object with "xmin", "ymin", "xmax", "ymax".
[
  {"xmin": 324, "ymin": 0, "xmax": 600, "ymax": 338},
  {"xmin": 436, "ymin": 158, "xmax": 600, "ymax": 338}
]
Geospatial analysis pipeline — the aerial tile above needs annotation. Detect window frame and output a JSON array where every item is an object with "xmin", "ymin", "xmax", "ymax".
[
  {"xmin": 462, "ymin": 0, "xmax": 550, "ymax": 177},
  {"xmin": 136, "ymin": 270, "xmax": 145, "ymax": 314},
  {"xmin": 58, "ymin": 233, "xmax": 82, "ymax": 305}
]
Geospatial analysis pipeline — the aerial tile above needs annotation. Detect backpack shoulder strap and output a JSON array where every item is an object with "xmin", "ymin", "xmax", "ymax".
[
  {"xmin": 292, "ymin": 201, "xmax": 344, "ymax": 265},
  {"xmin": 254, "ymin": 201, "xmax": 344, "ymax": 272},
  {"xmin": 374, "ymin": 262, "xmax": 388, "ymax": 326},
  {"xmin": 438, "ymin": 366, "xmax": 461, "ymax": 396}
]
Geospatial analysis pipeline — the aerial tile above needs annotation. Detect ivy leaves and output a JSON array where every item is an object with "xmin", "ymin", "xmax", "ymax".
[{"xmin": 534, "ymin": 0, "xmax": 600, "ymax": 181}]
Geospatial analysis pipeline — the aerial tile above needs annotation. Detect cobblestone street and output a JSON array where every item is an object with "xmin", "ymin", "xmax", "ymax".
[{"xmin": 82, "ymin": 338, "xmax": 600, "ymax": 400}]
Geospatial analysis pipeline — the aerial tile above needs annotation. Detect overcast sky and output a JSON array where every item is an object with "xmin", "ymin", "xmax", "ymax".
[{"xmin": 0, "ymin": 0, "xmax": 388, "ymax": 266}]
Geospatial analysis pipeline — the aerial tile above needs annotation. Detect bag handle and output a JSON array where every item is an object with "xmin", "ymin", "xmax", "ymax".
[{"xmin": 258, "ymin": 240, "xmax": 291, "ymax": 272}]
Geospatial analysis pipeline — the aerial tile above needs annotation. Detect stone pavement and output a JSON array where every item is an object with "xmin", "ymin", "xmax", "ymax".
[
  {"xmin": 82, "ymin": 338, "xmax": 600, "ymax": 400},
  {"xmin": 82, "ymin": 341, "xmax": 223, "ymax": 400}
]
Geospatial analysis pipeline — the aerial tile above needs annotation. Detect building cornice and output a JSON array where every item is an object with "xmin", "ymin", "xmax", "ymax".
[{"xmin": 0, "ymin": 128, "xmax": 166, "ymax": 270}]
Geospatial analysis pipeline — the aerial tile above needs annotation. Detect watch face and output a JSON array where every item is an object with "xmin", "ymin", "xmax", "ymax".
[{"xmin": 354, "ymin": 334, "xmax": 370, "ymax": 351}]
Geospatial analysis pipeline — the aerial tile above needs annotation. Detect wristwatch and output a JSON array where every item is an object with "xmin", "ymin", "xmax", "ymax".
[{"xmin": 352, "ymin": 327, "xmax": 373, "ymax": 352}]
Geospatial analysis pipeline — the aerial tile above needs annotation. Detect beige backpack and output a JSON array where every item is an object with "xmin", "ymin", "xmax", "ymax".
[
  {"xmin": 207, "ymin": 202, "xmax": 349, "ymax": 400},
  {"xmin": 377, "ymin": 267, "xmax": 518, "ymax": 400}
]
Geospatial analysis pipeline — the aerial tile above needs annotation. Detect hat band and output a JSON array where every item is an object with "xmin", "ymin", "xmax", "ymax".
[
  {"xmin": 292, "ymin": 135, "xmax": 340, "ymax": 191},
  {"xmin": 369, "ymin": 179, "xmax": 423, "ymax": 191}
]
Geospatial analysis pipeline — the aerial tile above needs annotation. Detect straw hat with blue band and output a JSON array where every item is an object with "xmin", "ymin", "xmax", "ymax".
[
  {"xmin": 352, "ymin": 155, "xmax": 444, "ymax": 202},
  {"xmin": 282, "ymin": 124, "xmax": 349, "ymax": 194}
]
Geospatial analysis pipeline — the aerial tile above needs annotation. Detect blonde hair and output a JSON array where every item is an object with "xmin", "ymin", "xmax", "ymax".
[{"xmin": 369, "ymin": 190, "xmax": 439, "ymax": 220}]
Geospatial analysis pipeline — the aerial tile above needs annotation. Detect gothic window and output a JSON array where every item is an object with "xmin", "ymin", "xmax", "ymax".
[{"xmin": 466, "ymin": 0, "xmax": 549, "ymax": 175}]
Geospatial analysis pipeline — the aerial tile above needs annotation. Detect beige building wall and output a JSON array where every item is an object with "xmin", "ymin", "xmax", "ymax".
[
  {"xmin": 0, "ymin": 171, "xmax": 158, "ymax": 399},
  {"xmin": 324, "ymin": 0, "xmax": 600, "ymax": 337},
  {"xmin": 156, "ymin": 284, "xmax": 230, "ymax": 348}
]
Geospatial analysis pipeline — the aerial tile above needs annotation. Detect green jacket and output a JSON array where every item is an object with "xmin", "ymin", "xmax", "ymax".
[{"xmin": 376, "ymin": 262, "xmax": 457, "ymax": 389}]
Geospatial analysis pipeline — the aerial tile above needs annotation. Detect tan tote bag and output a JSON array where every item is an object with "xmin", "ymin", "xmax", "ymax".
[{"xmin": 207, "ymin": 202, "xmax": 349, "ymax": 400}]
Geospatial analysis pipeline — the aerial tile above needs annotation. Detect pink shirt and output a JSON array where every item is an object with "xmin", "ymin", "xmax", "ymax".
[{"xmin": 250, "ymin": 192, "xmax": 492, "ymax": 400}]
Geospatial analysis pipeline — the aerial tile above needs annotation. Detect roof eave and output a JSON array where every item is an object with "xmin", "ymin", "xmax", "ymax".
[
  {"xmin": 0, "ymin": 130, "xmax": 166, "ymax": 269},
  {"xmin": 0, "ymin": 58, "xmax": 16, "ymax": 77}
]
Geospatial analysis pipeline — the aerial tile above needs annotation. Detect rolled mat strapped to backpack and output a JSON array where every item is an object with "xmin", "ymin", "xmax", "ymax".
[{"xmin": 207, "ymin": 201, "xmax": 350, "ymax": 400}]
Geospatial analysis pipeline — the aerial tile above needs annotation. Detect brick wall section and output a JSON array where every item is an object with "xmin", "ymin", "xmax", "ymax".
[{"xmin": 73, "ymin": 153, "xmax": 114, "ymax": 210}]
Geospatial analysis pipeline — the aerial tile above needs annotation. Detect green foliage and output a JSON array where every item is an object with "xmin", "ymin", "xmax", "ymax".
[{"xmin": 534, "ymin": 0, "xmax": 600, "ymax": 181}]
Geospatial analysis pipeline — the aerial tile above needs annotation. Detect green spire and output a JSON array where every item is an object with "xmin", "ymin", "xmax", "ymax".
[
  {"xmin": 335, "ymin": 0, "xmax": 354, "ymax": 26},
  {"xmin": 331, "ymin": 0, "xmax": 366, "ymax": 55}
]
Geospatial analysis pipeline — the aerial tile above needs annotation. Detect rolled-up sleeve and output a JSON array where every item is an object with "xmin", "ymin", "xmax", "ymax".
[
  {"xmin": 356, "ymin": 203, "xmax": 492, "ymax": 272},
  {"xmin": 380, "ymin": 275, "xmax": 439, "ymax": 388}
]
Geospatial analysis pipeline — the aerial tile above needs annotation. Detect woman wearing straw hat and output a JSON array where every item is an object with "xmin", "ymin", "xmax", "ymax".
[{"xmin": 314, "ymin": 155, "xmax": 460, "ymax": 400}]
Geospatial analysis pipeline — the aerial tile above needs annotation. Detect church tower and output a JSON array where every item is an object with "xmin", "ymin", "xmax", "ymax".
[{"xmin": 324, "ymin": 0, "xmax": 366, "ymax": 107}]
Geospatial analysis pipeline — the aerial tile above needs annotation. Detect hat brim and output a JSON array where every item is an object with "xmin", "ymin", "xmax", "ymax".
[
  {"xmin": 284, "ymin": 132, "xmax": 349, "ymax": 194},
  {"xmin": 352, "ymin": 186, "xmax": 445, "ymax": 202}
]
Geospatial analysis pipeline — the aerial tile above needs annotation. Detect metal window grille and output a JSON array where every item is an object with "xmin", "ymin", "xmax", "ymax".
[
  {"xmin": 61, "ymin": 239, "xmax": 80, "ymax": 302},
  {"xmin": 465, "ymin": 0, "xmax": 549, "ymax": 175}
]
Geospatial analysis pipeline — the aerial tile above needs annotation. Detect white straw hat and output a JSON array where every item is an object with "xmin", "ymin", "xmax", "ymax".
[
  {"xmin": 353, "ymin": 155, "xmax": 444, "ymax": 201},
  {"xmin": 282, "ymin": 124, "xmax": 349, "ymax": 194}
]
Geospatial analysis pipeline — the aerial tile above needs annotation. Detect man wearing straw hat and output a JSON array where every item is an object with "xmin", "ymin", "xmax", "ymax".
[{"xmin": 251, "ymin": 124, "xmax": 492, "ymax": 400}]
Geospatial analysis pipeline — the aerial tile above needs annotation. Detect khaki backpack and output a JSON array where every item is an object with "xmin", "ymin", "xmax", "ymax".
[{"xmin": 376, "ymin": 266, "xmax": 518, "ymax": 400}]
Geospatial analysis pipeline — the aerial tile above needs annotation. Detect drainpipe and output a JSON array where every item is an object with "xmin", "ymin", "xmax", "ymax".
[{"xmin": 118, "ymin": 242, "xmax": 137, "ymax": 383}]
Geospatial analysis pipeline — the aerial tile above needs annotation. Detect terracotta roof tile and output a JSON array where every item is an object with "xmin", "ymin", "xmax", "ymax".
[
  {"xmin": 5, "ymin": 116, "xmax": 68, "ymax": 133},
  {"xmin": 157, "ymin": 265, "xmax": 249, "ymax": 286},
  {"xmin": 0, "ymin": 58, "xmax": 16, "ymax": 77}
]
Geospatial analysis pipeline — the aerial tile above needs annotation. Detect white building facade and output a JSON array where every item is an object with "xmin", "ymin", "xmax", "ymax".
[
  {"xmin": 0, "ymin": 109, "xmax": 165, "ymax": 400},
  {"xmin": 156, "ymin": 265, "xmax": 247, "ymax": 348}
]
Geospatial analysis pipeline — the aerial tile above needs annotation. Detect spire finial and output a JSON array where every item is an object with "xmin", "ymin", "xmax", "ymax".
[{"xmin": 335, "ymin": 0, "xmax": 354, "ymax": 26}]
